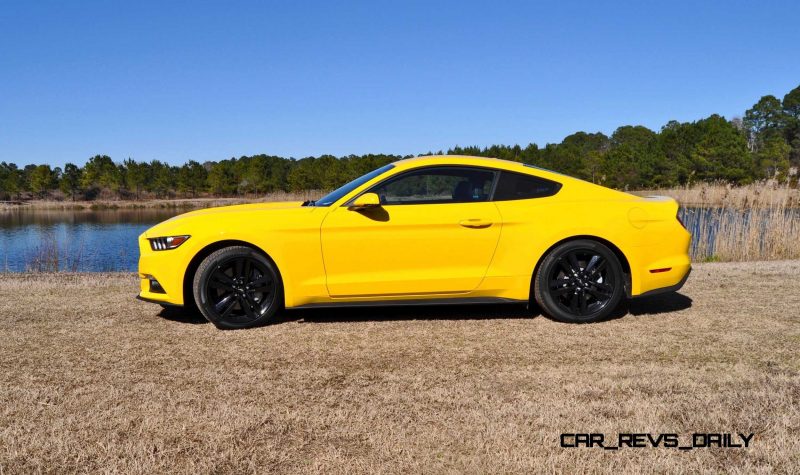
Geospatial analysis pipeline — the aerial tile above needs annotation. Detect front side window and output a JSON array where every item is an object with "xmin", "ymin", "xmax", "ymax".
[
  {"xmin": 493, "ymin": 171, "xmax": 561, "ymax": 201},
  {"xmin": 368, "ymin": 167, "xmax": 496, "ymax": 205}
]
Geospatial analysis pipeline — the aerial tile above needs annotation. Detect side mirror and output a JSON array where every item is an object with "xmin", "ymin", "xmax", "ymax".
[{"xmin": 348, "ymin": 192, "xmax": 381, "ymax": 210}]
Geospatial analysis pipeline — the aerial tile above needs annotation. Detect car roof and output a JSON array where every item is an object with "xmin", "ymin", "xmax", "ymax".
[{"xmin": 392, "ymin": 155, "xmax": 566, "ymax": 181}]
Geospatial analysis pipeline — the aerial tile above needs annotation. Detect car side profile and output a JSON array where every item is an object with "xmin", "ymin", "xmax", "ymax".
[{"xmin": 138, "ymin": 155, "xmax": 691, "ymax": 329}]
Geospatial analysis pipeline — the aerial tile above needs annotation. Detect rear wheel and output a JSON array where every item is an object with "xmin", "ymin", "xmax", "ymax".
[
  {"xmin": 193, "ymin": 246, "xmax": 282, "ymax": 329},
  {"xmin": 534, "ymin": 240, "xmax": 624, "ymax": 323}
]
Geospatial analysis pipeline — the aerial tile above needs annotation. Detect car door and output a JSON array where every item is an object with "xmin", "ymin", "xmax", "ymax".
[{"xmin": 320, "ymin": 166, "xmax": 502, "ymax": 297}]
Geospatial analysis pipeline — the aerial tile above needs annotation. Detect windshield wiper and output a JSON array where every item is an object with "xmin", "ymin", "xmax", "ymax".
[{"xmin": 301, "ymin": 200, "xmax": 316, "ymax": 207}]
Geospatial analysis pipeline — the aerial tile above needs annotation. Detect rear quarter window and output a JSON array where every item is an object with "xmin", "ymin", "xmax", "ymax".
[{"xmin": 493, "ymin": 171, "xmax": 561, "ymax": 201}]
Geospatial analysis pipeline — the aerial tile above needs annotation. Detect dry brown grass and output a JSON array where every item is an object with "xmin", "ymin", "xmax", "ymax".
[
  {"xmin": 635, "ymin": 181, "xmax": 800, "ymax": 209},
  {"xmin": 685, "ymin": 207, "xmax": 800, "ymax": 262},
  {"xmin": 635, "ymin": 182, "xmax": 800, "ymax": 262},
  {"xmin": 1, "ymin": 262, "xmax": 799, "ymax": 473}
]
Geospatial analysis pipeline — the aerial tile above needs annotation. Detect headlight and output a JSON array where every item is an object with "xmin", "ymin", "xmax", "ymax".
[{"xmin": 148, "ymin": 235, "xmax": 190, "ymax": 251}]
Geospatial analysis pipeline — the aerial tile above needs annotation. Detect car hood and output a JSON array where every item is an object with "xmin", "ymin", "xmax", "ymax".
[
  {"xmin": 174, "ymin": 201, "xmax": 305, "ymax": 218},
  {"xmin": 143, "ymin": 201, "xmax": 310, "ymax": 238}
]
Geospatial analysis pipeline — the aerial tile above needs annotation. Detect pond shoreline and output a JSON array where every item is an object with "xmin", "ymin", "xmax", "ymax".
[
  {"xmin": 3, "ymin": 182, "xmax": 800, "ymax": 271},
  {"xmin": 0, "ymin": 191, "xmax": 321, "ymax": 211},
  {"xmin": 3, "ymin": 182, "xmax": 798, "ymax": 210},
  {"xmin": 1, "ymin": 197, "xmax": 280, "ymax": 211}
]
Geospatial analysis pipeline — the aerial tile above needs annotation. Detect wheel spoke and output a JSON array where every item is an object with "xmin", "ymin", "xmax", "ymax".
[
  {"xmin": 215, "ymin": 294, "xmax": 237, "ymax": 316},
  {"xmin": 567, "ymin": 252, "xmax": 581, "ymax": 273},
  {"xmin": 584, "ymin": 255, "xmax": 602, "ymax": 274},
  {"xmin": 586, "ymin": 260, "xmax": 607, "ymax": 278},
  {"xmin": 245, "ymin": 293, "xmax": 262, "ymax": 312},
  {"xmin": 592, "ymin": 281, "xmax": 613, "ymax": 293},
  {"xmin": 550, "ymin": 278, "xmax": 570, "ymax": 290},
  {"xmin": 556, "ymin": 258, "xmax": 572, "ymax": 275},
  {"xmin": 209, "ymin": 275, "xmax": 235, "ymax": 291},
  {"xmin": 244, "ymin": 259, "xmax": 252, "ymax": 282},
  {"xmin": 552, "ymin": 285, "xmax": 576, "ymax": 296},
  {"xmin": 586, "ymin": 287, "xmax": 610, "ymax": 299},
  {"xmin": 221, "ymin": 300, "xmax": 238, "ymax": 318},
  {"xmin": 250, "ymin": 274, "xmax": 271, "ymax": 287},
  {"xmin": 579, "ymin": 292, "xmax": 588, "ymax": 314},
  {"xmin": 213, "ymin": 270, "xmax": 234, "ymax": 284},
  {"xmin": 239, "ymin": 295, "xmax": 256, "ymax": 319},
  {"xmin": 214, "ymin": 293, "xmax": 234, "ymax": 311},
  {"xmin": 569, "ymin": 292, "xmax": 580, "ymax": 313}
]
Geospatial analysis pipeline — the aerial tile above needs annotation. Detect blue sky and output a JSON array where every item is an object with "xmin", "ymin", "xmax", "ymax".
[{"xmin": 1, "ymin": 0, "xmax": 799, "ymax": 167}]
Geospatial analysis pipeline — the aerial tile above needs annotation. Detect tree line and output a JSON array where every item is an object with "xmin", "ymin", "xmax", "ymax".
[{"xmin": 1, "ymin": 84, "xmax": 799, "ymax": 201}]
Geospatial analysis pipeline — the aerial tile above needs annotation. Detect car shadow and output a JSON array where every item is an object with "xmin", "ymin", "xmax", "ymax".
[
  {"xmin": 154, "ymin": 292, "xmax": 693, "ymax": 325},
  {"xmin": 281, "ymin": 292, "xmax": 693, "ymax": 324},
  {"xmin": 157, "ymin": 306, "xmax": 209, "ymax": 325},
  {"xmin": 281, "ymin": 303, "xmax": 536, "ymax": 323},
  {"xmin": 610, "ymin": 292, "xmax": 693, "ymax": 320}
]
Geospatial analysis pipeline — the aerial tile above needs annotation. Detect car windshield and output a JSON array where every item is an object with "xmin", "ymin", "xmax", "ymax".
[{"xmin": 311, "ymin": 164, "xmax": 395, "ymax": 207}]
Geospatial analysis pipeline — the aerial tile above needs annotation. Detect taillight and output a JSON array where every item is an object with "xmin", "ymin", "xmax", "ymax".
[
  {"xmin": 149, "ymin": 235, "xmax": 190, "ymax": 251},
  {"xmin": 649, "ymin": 267, "xmax": 672, "ymax": 273}
]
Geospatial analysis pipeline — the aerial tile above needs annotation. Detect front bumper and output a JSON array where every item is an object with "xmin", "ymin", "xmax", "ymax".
[
  {"xmin": 137, "ymin": 233, "xmax": 190, "ymax": 306},
  {"xmin": 136, "ymin": 294, "xmax": 182, "ymax": 306}
]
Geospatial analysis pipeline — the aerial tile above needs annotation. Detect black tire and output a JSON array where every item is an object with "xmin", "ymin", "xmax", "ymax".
[
  {"xmin": 192, "ymin": 246, "xmax": 282, "ymax": 329},
  {"xmin": 533, "ymin": 240, "xmax": 625, "ymax": 323}
]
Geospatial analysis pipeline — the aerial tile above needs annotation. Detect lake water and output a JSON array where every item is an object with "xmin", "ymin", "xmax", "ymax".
[
  {"xmin": 0, "ymin": 208, "xmax": 180, "ymax": 272},
  {"xmin": 0, "ymin": 206, "xmax": 773, "ymax": 272}
]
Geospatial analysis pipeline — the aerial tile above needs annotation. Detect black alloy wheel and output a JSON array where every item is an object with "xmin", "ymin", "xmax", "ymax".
[
  {"xmin": 534, "ymin": 240, "xmax": 624, "ymax": 323},
  {"xmin": 193, "ymin": 246, "xmax": 282, "ymax": 329}
]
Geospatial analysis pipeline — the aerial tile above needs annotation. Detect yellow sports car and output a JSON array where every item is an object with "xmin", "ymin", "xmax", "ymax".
[{"xmin": 138, "ymin": 155, "xmax": 691, "ymax": 328}]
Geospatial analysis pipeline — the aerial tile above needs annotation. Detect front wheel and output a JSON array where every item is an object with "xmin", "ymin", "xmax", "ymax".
[
  {"xmin": 193, "ymin": 246, "xmax": 282, "ymax": 329},
  {"xmin": 533, "ymin": 240, "xmax": 625, "ymax": 323}
]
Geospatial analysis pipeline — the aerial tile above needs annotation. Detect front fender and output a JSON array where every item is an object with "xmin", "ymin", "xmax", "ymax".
[{"xmin": 138, "ymin": 207, "xmax": 328, "ymax": 307}]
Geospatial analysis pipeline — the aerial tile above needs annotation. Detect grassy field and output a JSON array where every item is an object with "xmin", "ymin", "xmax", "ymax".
[{"xmin": 1, "ymin": 262, "xmax": 799, "ymax": 473}]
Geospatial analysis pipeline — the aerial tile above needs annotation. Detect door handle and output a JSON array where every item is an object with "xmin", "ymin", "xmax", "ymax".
[{"xmin": 459, "ymin": 219, "xmax": 493, "ymax": 229}]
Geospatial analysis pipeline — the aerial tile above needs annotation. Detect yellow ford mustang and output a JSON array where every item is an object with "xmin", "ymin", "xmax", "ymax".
[{"xmin": 138, "ymin": 155, "xmax": 691, "ymax": 328}]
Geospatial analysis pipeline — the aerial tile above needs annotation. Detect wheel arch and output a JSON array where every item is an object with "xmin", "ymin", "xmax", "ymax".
[
  {"xmin": 182, "ymin": 239, "xmax": 284, "ymax": 309},
  {"xmin": 529, "ymin": 235, "xmax": 632, "ymax": 303}
]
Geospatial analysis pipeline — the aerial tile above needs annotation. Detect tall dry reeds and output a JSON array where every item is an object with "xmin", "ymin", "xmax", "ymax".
[
  {"xmin": 24, "ymin": 239, "xmax": 61, "ymax": 272},
  {"xmin": 682, "ymin": 207, "xmax": 800, "ymax": 261},
  {"xmin": 23, "ymin": 231, "xmax": 85, "ymax": 272},
  {"xmin": 644, "ymin": 181, "xmax": 800, "ymax": 262},
  {"xmin": 640, "ymin": 180, "xmax": 800, "ymax": 208}
]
